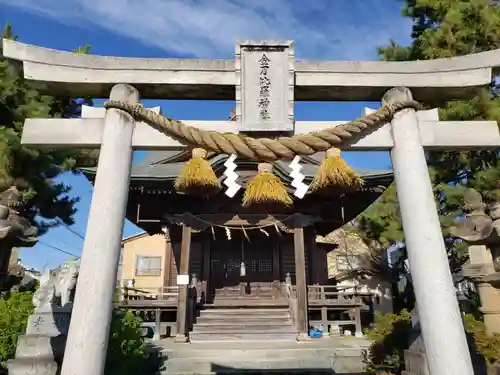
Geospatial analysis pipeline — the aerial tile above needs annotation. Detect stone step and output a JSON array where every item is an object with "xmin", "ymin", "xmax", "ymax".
[
  {"xmin": 193, "ymin": 325, "xmax": 293, "ymax": 333},
  {"xmin": 196, "ymin": 314, "xmax": 291, "ymax": 323},
  {"xmin": 189, "ymin": 332, "xmax": 297, "ymax": 343},
  {"xmin": 167, "ymin": 346, "xmax": 341, "ymax": 360},
  {"xmin": 200, "ymin": 308, "xmax": 289, "ymax": 315},
  {"xmin": 166, "ymin": 371, "xmax": 341, "ymax": 374},
  {"xmin": 198, "ymin": 314, "xmax": 290, "ymax": 321},
  {"xmin": 154, "ymin": 338, "xmax": 370, "ymax": 374},
  {"xmin": 195, "ymin": 320, "xmax": 290, "ymax": 327},
  {"xmin": 165, "ymin": 356, "xmax": 336, "ymax": 374},
  {"xmin": 213, "ymin": 294, "xmax": 276, "ymax": 302}
]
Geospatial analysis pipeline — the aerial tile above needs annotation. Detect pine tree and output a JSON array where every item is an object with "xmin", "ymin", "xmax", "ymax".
[
  {"xmin": 0, "ymin": 24, "xmax": 97, "ymax": 287},
  {"xmin": 356, "ymin": 0, "xmax": 500, "ymax": 288}
]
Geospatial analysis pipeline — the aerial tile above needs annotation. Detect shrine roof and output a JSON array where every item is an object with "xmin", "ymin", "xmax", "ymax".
[{"xmin": 81, "ymin": 150, "xmax": 393, "ymax": 183}]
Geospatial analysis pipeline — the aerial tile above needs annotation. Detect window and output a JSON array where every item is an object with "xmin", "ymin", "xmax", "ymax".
[
  {"xmin": 336, "ymin": 255, "xmax": 362, "ymax": 271},
  {"xmin": 135, "ymin": 256, "xmax": 162, "ymax": 276}
]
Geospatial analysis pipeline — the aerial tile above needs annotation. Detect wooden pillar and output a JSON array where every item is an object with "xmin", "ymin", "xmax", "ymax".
[
  {"xmin": 162, "ymin": 226, "xmax": 173, "ymax": 288},
  {"xmin": 175, "ymin": 225, "xmax": 192, "ymax": 343},
  {"xmin": 201, "ymin": 232, "xmax": 211, "ymax": 301},
  {"xmin": 272, "ymin": 243, "xmax": 280, "ymax": 281},
  {"xmin": 294, "ymin": 227, "xmax": 309, "ymax": 340}
]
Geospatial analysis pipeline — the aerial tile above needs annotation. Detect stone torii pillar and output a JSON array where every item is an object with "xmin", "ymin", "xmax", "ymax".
[
  {"xmin": 384, "ymin": 87, "xmax": 474, "ymax": 375},
  {"xmin": 60, "ymin": 84, "xmax": 139, "ymax": 375}
]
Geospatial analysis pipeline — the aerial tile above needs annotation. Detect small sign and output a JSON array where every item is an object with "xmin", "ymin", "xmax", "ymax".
[{"xmin": 176, "ymin": 274, "xmax": 189, "ymax": 285}]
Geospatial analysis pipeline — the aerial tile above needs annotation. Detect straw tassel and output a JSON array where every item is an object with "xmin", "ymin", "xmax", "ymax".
[
  {"xmin": 174, "ymin": 148, "xmax": 221, "ymax": 195},
  {"xmin": 242, "ymin": 163, "xmax": 293, "ymax": 207},
  {"xmin": 309, "ymin": 148, "xmax": 363, "ymax": 194}
]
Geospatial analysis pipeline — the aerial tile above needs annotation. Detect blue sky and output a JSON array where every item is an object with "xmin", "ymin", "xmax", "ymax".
[{"xmin": 0, "ymin": 0, "xmax": 413, "ymax": 270}]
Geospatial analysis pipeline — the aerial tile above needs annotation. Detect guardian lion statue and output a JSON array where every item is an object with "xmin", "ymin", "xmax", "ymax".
[{"xmin": 32, "ymin": 260, "xmax": 80, "ymax": 309}]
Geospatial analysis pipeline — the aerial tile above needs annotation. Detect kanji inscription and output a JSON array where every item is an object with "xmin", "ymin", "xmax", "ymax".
[{"xmin": 258, "ymin": 53, "xmax": 271, "ymax": 120}]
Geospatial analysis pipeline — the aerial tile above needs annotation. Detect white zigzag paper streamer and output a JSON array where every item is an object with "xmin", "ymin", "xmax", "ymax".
[
  {"xmin": 223, "ymin": 154, "xmax": 242, "ymax": 198},
  {"xmin": 289, "ymin": 156, "xmax": 309, "ymax": 199}
]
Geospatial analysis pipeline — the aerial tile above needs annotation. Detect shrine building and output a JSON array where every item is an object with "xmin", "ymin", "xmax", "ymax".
[{"xmin": 84, "ymin": 146, "xmax": 393, "ymax": 342}]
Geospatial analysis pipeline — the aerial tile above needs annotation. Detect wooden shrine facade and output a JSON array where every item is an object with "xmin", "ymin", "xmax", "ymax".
[{"xmin": 85, "ymin": 150, "xmax": 393, "ymax": 339}]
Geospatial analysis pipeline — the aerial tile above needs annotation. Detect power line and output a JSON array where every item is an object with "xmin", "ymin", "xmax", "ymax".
[
  {"xmin": 57, "ymin": 220, "xmax": 85, "ymax": 240},
  {"xmin": 53, "ymin": 237, "xmax": 82, "ymax": 252},
  {"xmin": 38, "ymin": 241, "xmax": 80, "ymax": 258}
]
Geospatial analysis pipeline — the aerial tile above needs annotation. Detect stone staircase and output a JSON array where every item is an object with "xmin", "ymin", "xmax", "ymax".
[
  {"xmin": 158, "ymin": 339, "xmax": 370, "ymax": 374},
  {"xmin": 189, "ymin": 307, "xmax": 296, "ymax": 343}
]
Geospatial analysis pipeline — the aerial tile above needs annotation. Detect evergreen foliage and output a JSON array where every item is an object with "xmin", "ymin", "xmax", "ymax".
[
  {"xmin": 464, "ymin": 314, "xmax": 500, "ymax": 370},
  {"xmin": 0, "ymin": 23, "xmax": 98, "ymax": 288},
  {"xmin": 0, "ymin": 23, "xmax": 97, "ymax": 234},
  {"xmin": 362, "ymin": 309, "xmax": 412, "ymax": 375},
  {"xmin": 356, "ymin": 0, "xmax": 500, "ymax": 286},
  {"xmin": 105, "ymin": 309, "xmax": 152, "ymax": 375}
]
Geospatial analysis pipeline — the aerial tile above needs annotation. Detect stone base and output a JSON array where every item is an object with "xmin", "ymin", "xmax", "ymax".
[
  {"xmin": 7, "ymin": 357, "xmax": 59, "ymax": 375},
  {"xmin": 27, "ymin": 306, "xmax": 72, "ymax": 337},
  {"xmin": 7, "ymin": 306, "xmax": 72, "ymax": 375},
  {"xmin": 15, "ymin": 335, "xmax": 67, "ymax": 359}
]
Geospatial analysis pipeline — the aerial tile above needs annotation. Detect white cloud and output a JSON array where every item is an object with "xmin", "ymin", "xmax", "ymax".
[{"xmin": 0, "ymin": 0, "xmax": 412, "ymax": 59}]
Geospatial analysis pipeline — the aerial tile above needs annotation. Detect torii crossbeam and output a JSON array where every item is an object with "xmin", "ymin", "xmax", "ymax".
[{"xmin": 5, "ymin": 39, "xmax": 500, "ymax": 375}]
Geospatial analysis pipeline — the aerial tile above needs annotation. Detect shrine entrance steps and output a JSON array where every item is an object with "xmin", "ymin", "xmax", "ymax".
[
  {"xmin": 189, "ymin": 307, "xmax": 296, "ymax": 343},
  {"xmin": 156, "ymin": 338, "xmax": 370, "ymax": 374}
]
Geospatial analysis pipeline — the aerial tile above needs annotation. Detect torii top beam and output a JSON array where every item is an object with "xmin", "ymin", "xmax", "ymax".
[{"xmin": 4, "ymin": 39, "xmax": 500, "ymax": 101}]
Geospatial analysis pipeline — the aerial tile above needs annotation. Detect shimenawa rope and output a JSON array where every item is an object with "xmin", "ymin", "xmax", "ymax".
[{"xmin": 103, "ymin": 100, "xmax": 420, "ymax": 161}]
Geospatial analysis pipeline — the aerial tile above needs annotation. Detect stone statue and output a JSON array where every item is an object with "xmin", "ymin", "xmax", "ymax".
[
  {"xmin": 32, "ymin": 260, "xmax": 80, "ymax": 309},
  {"xmin": 0, "ymin": 186, "xmax": 38, "ymax": 243},
  {"xmin": 0, "ymin": 186, "xmax": 38, "ymax": 291},
  {"xmin": 451, "ymin": 188, "xmax": 500, "ymax": 336},
  {"xmin": 7, "ymin": 259, "xmax": 80, "ymax": 375}
]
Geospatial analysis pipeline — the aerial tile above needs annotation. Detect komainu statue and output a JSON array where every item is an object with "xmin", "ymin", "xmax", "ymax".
[
  {"xmin": 32, "ymin": 260, "xmax": 80, "ymax": 309},
  {"xmin": 7, "ymin": 260, "xmax": 80, "ymax": 375},
  {"xmin": 0, "ymin": 186, "xmax": 38, "ymax": 291}
]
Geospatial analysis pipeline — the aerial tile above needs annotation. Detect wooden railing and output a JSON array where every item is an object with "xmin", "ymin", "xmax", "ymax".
[
  {"xmin": 307, "ymin": 284, "xmax": 368, "ymax": 337},
  {"xmin": 214, "ymin": 281, "xmax": 285, "ymax": 299},
  {"xmin": 307, "ymin": 284, "xmax": 372, "ymax": 303},
  {"xmin": 121, "ymin": 286, "xmax": 179, "ymax": 304}
]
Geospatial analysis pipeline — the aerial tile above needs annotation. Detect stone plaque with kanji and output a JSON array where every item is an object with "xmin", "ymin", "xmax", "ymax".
[{"xmin": 235, "ymin": 40, "xmax": 294, "ymax": 131}]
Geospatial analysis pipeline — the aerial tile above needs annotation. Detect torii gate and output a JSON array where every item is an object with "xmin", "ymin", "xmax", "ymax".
[{"xmin": 5, "ymin": 39, "xmax": 500, "ymax": 375}]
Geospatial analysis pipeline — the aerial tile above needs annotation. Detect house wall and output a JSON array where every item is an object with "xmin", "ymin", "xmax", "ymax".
[{"xmin": 121, "ymin": 234, "xmax": 166, "ymax": 290}]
